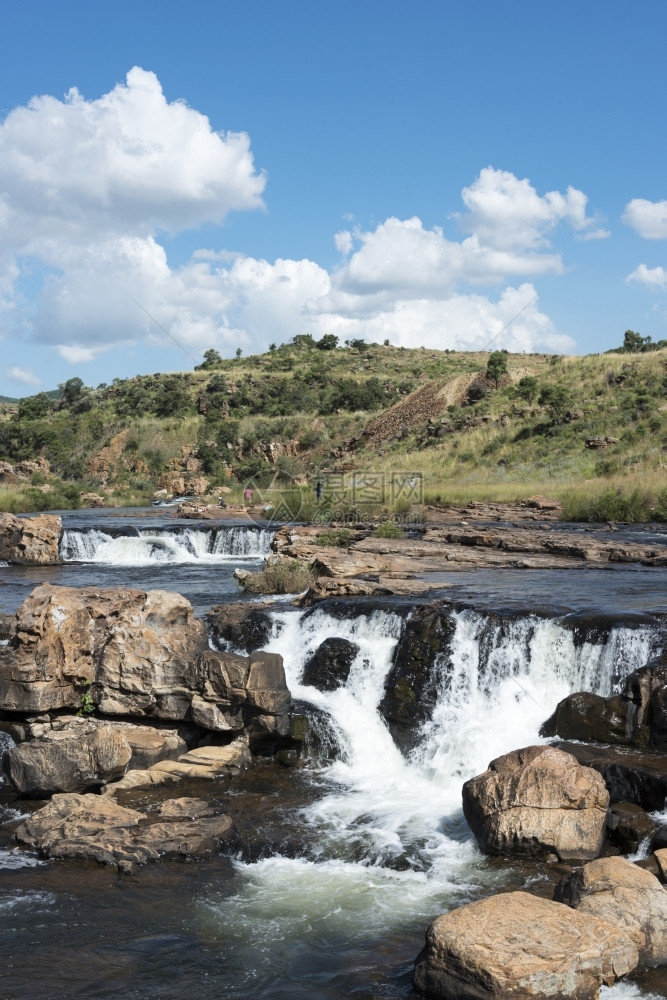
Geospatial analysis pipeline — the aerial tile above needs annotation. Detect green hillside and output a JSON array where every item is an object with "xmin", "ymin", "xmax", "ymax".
[{"xmin": 0, "ymin": 336, "xmax": 665, "ymax": 519}]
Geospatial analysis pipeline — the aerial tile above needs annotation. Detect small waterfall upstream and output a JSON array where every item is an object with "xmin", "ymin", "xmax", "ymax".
[
  {"xmin": 202, "ymin": 602, "xmax": 663, "ymax": 996},
  {"xmin": 60, "ymin": 524, "xmax": 274, "ymax": 565}
]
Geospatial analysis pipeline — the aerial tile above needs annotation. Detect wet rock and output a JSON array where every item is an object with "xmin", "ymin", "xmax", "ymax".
[
  {"xmin": 462, "ymin": 745, "xmax": 609, "ymax": 861},
  {"xmin": 541, "ymin": 691, "xmax": 630, "ymax": 744},
  {"xmin": 0, "ymin": 513, "xmax": 61, "ymax": 565},
  {"xmin": 301, "ymin": 638, "xmax": 359, "ymax": 691},
  {"xmin": 15, "ymin": 792, "xmax": 233, "ymax": 864},
  {"xmin": 555, "ymin": 741, "xmax": 667, "ymax": 811},
  {"xmin": 379, "ymin": 604, "xmax": 453, "ymax": 751},
  {"xmin": 651, "ymin": 826, "xmax": 667, "ymax": 852},
  {"xmin": 541, "ymin": 653, "xmax": 667, "ymax": 752},
  {"xmin": 655, "ymin": 849, "xmax": 667, "ymax": 884},
  {"xmin": 554, "ymin": 856, "xmax": 667, "ymax": 965},
  {"xmin": 3, "ymin": 726, "xmax": 132, "ymax": 797},
  {"xmin": 606, "ymin": 802, "xmax": 656, "ymax": 854},
  {"xmin": 413, "ymin": 890, "xmax": 637, "ymax": 1000},
  {"xmin": 206, "ymin": 601, "xmax": 274, "ymax": 653}
]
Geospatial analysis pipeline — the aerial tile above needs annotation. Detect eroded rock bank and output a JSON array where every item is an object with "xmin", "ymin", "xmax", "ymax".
[{"xmin": 0, "ymin": 583, "xmax": 294, "ymax": 864}]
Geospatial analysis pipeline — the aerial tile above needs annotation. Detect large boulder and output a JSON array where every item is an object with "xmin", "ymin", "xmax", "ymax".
[
  {"xmin": 541, "ymin": 653, "xmax": 667, "ymax": 752},
  {"xmin": 301, "ymin": 637, "xmax": 359, "ymax": 691},
  {"xmin": 555, "ymin": 740, "xmax": 667, "ymax": 811},
  {"xmin": 15, "ymin": 792, "xmax": 233, "ymax": 865},
  {"xmin": 0, "ymin": 512, "xmax": 61, "ymax": 565},
  {"xmin": 540, "ymin": 691, "xmax": 629, "ymax": 744},
  {"xmin": 462, "ymin": 745, "xmax": 609, "ymax": 861},
  {"xmin": 206, "ymin": 601, "xmax": 274, "ymax": 653},
  {"xmin": 3, "ymin": 726, "xmax": 132, "ymax": 797},
  {"xmin": 0, "ymin": 584, "xmax": 208, "ymax": 715},
  {"xmin": 191, "ymin": 649, "xmax": 290, "ymax": 749},
  {"xmin": 413, "ymin": 890, "xmax": 638, "ymax": 1000},
  {"xmin": 554, "ymin": 856, "xmax": 667, "ymax": 965}
]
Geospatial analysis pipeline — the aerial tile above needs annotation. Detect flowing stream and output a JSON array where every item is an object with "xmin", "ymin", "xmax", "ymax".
[{"xmin": 0, "ymin": 511, "xmax": 665, "ymax": 999}]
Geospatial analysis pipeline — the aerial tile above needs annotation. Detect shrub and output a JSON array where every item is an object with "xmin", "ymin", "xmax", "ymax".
[
  {"xmin": 316, "ymin": 528, "xmax": 353, "ymax": 547},
  {"xmin": 237, "ymin": 559, "xmax": 315, "ymax": 594},
  {"xmin": 373, "ymin": 521, "xmax": 403, "ymax": 539}
]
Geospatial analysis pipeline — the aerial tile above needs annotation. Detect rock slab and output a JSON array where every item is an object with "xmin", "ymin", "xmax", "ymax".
[
  {"xmin": 413, "ymin": 890, "xmax": 638, "ymax": 1000},
  {"xmin": 15, "ymin": 792, "xmax": 233, "ymax": 865}
]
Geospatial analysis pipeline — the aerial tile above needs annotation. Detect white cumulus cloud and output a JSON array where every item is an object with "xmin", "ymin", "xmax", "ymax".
[
  {"xmin": 626, "ymin": 263, "xmax": 667, "ymax": 288},
  {"xmin": 623, "ymin": 198, "xmax": 667, "ymax": 239}
]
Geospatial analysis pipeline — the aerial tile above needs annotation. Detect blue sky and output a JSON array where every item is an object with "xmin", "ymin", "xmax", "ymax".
[{"xmin": 1, "ymin": 0, "xmax": 666, "ymax": 395}]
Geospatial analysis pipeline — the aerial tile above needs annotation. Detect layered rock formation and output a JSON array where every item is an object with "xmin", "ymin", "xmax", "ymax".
[
  {"xmin": 0, "ymin": 585, "xmax": 289, "ymax": 745},
  {"xmin": 462, "ymin": 745, "xmax": 609, "ymax": 861}
]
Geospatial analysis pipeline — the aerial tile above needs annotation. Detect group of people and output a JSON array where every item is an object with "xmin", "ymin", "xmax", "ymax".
[{"xmin": 216, "ymin": 481, "xmax": 324, "ymax": 509}]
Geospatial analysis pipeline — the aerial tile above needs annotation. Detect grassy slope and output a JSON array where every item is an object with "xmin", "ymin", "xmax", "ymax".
[{"xmin": 0, "ymin": 342, "xmax": 665, "ymax": 515}]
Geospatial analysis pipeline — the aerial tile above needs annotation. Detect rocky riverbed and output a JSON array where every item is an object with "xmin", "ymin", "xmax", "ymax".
[{"xmin": 0, "ymin": 508, "xmax": 665, "ymax": 999}]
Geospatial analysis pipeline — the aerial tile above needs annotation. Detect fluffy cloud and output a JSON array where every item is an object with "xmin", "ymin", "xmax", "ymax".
[
  {"xmin": 5, "ymin": 365, "xmax": 40, "ymax": 386},
  {"xmin": 458, "ymin": 168, "xmax": 608, "ymax": 248},
  {"xmin": 627, "ymin": 264, "xmax": 667, "ymax": 289},
  {"xmin": 0, "ymin": 66, "xmax": 265, "ymax": 255},
  {"xmin": 0, "ymin": 72, "xmax": 582, "ymax": 362},
  {"xmin": 623, "ymin": 198, "xmax": 667, "ymax": 239}
]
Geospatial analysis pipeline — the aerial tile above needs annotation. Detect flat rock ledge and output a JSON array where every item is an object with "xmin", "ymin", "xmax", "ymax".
[
  {"xmin": 15, "ymin": 793, "xmax": 233, "ymax": 866},
  {"xmin": 413, "ymin": 890, "xmax": 638, "ymax": 1000}
]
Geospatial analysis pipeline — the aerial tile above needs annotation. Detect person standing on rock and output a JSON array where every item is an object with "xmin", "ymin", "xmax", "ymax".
[{"xmin": 315, "ymin": 481, "xmax": 323, "ymax": 501}]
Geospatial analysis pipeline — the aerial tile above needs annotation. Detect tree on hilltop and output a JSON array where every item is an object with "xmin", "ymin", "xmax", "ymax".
[{"xmin": 486, "ymin": 350, "xmax": 508, "ymax": 388}]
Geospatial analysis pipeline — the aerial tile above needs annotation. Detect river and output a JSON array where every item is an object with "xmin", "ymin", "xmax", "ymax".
[{"xmin": 0, "ymin": 510, "xmax": 665, "ymax": 999}]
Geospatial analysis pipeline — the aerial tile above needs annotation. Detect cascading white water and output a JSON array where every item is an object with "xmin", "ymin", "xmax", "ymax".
[
  {"xmin": 60, "ymin": 525, "xmax": 273, "ymax": 565},
  {"xmin": 209, "ymin": 604, "xmax": 662, "ymax": 961}
]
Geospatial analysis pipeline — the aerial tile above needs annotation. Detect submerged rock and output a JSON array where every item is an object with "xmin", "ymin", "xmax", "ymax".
[
  {"xmin": 554, "ymin": 856, "xmax": 667, "ymax": 965},
  {"xmin": 462, "ymin": 745, "xmax": 609, "ymax": 861},
  {"xmin": 413, "ymin": 890, "xmax": 638, "ymax": 1000}
]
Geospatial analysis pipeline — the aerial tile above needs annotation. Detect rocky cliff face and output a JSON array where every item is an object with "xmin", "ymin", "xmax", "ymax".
[{"xmin": 0, "ymin": 512, "xmax": 61, "ymax": 565}]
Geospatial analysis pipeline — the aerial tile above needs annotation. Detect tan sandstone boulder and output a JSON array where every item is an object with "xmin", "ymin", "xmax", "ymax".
[
  {"xmin": 554, "ymin": 856, "xmax": 667, "ymax": 965},
  {"xmin": 3, "ymin": 726, "xmax": 132, "ymax": 797},
  {"xmin": 413, "ymin": 890, "xmax": 638, "ymax": 1000},
  {"xmin": 0, "ymin": 512, "xmax": 61, "ymax": 565},
  {"xmin": 0, "ymin": 584, "xmax": 207, "ymax": 715},
  {"xmin": 462, "ymin": 745, "xmax": 609, "ymax": 861}
]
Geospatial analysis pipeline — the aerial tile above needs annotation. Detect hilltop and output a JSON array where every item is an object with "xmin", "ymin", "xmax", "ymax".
[{"xmin": 0, "ymin": 336, "xmax": 665, "ymax": 519}]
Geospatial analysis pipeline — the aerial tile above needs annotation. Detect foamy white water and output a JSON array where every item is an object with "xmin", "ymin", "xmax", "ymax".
[
  {"xmin": 60, "ymin": 525, "xmax": 273, "ymax": 566},
  {"xmin": 207, "ymin": 603, "xmax": 661, "ymax": 976}
]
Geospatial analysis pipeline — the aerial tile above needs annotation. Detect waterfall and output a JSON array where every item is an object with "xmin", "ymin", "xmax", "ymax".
[{"xmin": 60, "ymin": 525, "xmax": 274, "ymax": 566}]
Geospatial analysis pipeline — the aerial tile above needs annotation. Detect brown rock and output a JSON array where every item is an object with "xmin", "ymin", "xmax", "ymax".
[
  {"xmin": 15, "ymin": 792, "xmax": 232, "ymax": 864},
  {"xmin": 413, "ymin": 890, "xmax": 638, "ymax": 1000},
  {"xmin": 0, "ymin": 584, "xmax": 207, "ymax": 715},
  {"xmin": 3, "ymin": 726, "xmax": 132, "ymax": 797},
  {"xmin": 462, "ymin": 745, "xmax": 609, "ymax": 861},
  {"xmin": 0, "ymin": 512, "xmax": 61, "ymax": 565},
  {"xmin": 554, "ymin": 856, "xmax": 667, "ymax": 964}
]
